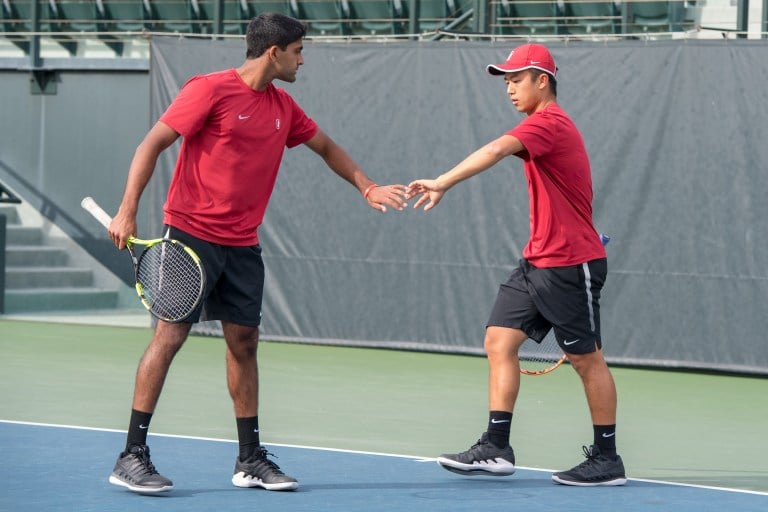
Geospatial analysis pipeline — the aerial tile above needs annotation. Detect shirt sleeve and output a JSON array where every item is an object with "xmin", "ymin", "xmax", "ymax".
[
  {"xmin": 159, "ymin": 75, "xmax": 214, "ymax": 138},
  {"xmin": 507, "ymin": 112, "xmax": 556, "ymax": 160},
  {"xmin": 285, "ymin": 95, "xmax": 318, "ymax": 148}
]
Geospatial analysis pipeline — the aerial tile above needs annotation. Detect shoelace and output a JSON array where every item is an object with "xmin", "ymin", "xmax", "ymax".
[
  {"xmin": 572, "ymin": 445, "xmax": 599, "ymax": 470},
  {"xmin": 131, "ymin": 447, "xmax": 159, "ymax": 476},
  {"xmin": 464, "ymin": 436, "xmax": 491, "ymax": 457},
  {"xmin": 248, "ymin": 448, "xmax": 285, "ymax": 474}
]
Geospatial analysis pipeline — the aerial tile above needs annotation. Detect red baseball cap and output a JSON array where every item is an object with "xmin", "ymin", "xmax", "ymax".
[{"xmin": 486, "ymin": 43, "xmax": 558, "ymax": 78}]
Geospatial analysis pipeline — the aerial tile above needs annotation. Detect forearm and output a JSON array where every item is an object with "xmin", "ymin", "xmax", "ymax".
[
  {"xmin": 117, "ymin": 122, "xmax": 178, "ymax": 217},
  {"xmin": 304, "ymin": 128, "xmax": 406, "ymax": 212},
  {"xmin": 117, "ymin": 146, "xmax": 160, "ymax": 217},
  {"xmin": 436, "ymin": 144, "xmax": 507, "ymax": 191},
  {"xmin": 322, "ymin": 144, "xmax": 372, "ymax": 193}
]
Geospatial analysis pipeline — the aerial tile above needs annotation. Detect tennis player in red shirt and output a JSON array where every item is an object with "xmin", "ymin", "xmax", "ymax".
[
  {"xmin": 106, "ymin": 13, "xmax": 407, "ymax": 494},
  {"xmin": 407, "ymin": 43, "xmax": 626, "ymax": 486}
]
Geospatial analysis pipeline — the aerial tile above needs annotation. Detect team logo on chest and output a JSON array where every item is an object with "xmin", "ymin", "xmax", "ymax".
[{"xmin": 275, "ymin": 118, "xmax": 281, "ymax": 131}]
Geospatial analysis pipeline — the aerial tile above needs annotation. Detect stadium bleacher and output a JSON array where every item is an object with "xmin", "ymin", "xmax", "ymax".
[{"xmin": 0, "ymin": 0, "xmax": 764, "ymax": 59}]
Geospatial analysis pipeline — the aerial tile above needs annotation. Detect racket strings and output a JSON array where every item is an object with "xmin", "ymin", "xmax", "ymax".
[{"xmin": 136, "ymin": 241, "xmax": 204, "ymax": 322}]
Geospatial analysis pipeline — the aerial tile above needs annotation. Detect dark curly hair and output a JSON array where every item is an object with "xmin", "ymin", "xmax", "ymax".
[{"xmin": 245, "ymin": 13, "xmax": 306, "ymax": 59}]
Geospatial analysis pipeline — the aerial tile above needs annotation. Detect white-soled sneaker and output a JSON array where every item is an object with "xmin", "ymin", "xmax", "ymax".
[
  {"xmin": 552, "ymin": 445, "xmax": 627, "ymax": 486},
  {"xmin": 109, "ymin": 444, "xmax": 173, "ymax": 493},
  {"xmin": 232, "ymin": 446, "xmax": 298, "ymax": 491},
  {"xmin": 437, "ymin": 432, "xmax": 516, "ymax": 476}
]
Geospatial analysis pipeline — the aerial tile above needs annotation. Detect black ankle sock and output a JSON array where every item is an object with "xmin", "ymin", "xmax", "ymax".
[
  {"xmin": 594, "ymin": 424, "xmax": 617, "ymax": 458},
  {"xmin": 236, "ymin": 416, "xmax": 260, "ymax": 460},
  {"xmin": 126, "ymin": 409, "xmax": 153, "ymax": 450},
  {"xmin": 487, "ymin": 411, "xmax": 513, "ymax": 448}
]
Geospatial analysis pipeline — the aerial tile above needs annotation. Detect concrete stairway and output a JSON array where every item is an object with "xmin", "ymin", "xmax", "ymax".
[{"xmin": 1, "ymin": 204, "xmax": 120, "ymax": 313}]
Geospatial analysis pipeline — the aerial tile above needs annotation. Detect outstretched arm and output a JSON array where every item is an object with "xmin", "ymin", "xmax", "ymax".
[
  {"xmin": 407, "ymin": 134, "xmax": 525, "ymax": 211},
  {"xmin": 304, "ymin": 128, "xmax": 407, "ymax": 213}
]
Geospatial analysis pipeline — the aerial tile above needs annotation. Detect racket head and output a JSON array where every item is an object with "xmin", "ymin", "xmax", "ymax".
[
  {"xmin": 519, "ymin": 336, "xmax": 567, "ymax": 376},
  {"xmin": 134, "ymin": 238, "xmax": 206, "ymax": 323}
]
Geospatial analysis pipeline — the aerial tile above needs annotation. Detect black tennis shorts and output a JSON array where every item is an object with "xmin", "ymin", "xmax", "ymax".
[
  {"xmin": 164, "ymin": 225, "xmax": 265, "ymax": 327},
  {"xmin": 487, "ymin": 258, "xmax": 607, "ymax": 354}
]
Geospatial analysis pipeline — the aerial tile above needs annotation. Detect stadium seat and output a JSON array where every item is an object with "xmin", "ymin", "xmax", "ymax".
[
  {"xmin": 495, "ymin": 0, "xmax": 560, "ymax": 36},
  {"xmin": 147, "ymin": 0, "xmax": 199, "ymax": 33},
  {"xmin": 197, "ymin": 0, "xmax": 250, "ymax": 34},
  {"xmin": 410, "ymin": 0, "xmax": 454, "ymax": 32},
  {"xmin": 630, "ymin": 0, "xmax": 671, "ymax": 32},
  {"xmin": 294, "ymin": 0, "xmax": 347, "ymax": 35},
  {"xmin": 246, "ymin": 0, "xmax": 296, "ymax": 16},
  {"xmin": 54, "ymin": 0, "xmax": 101, "ymax": 31},
  {"xmin": 100, "ymin": 0, "xmax": 150, "ymax": 32},
  {"xmin": 346, "ymin": 0, "xmax": 403, "ymax": 35},
  {"xmin": 1, "ymin": 0, "xmax": 78, "ymax": 54},
  {"xmin": 562, "ymin": 0, "xmax": 619, "ymax": 35}
]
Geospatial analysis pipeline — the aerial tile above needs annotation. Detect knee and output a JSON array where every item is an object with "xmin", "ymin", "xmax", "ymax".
[
  {"xmin": 233, "ymin": 337, "xmax": 257, "ymax": 359},
  {"xmin": 484, "ymin": 336, "xmax": 504, "ymax": 358},
  {"xmin": 568, "ymin": 350, "xmax": 606, "ymax": 376},
  {"xmin": 483, "ymin": 327, "xmax": 526, "ymax": 360},
  {"xmin": 226, "ymin": 330, "xmax": 259, "ymax": 360},
  {"xmin": 149, "ymin": 323, "xmax": 191, "ymax": 357}
]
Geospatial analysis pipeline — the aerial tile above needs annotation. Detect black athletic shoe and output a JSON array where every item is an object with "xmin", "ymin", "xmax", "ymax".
[
  {"xmin": 436, "ymin": 432, "xmax": 516, "ymax": 476},
  {"xmin": 232, "ymin": 446, "xmax": 299, "ymax": 491},
  {"xmin": 109, "ymin": 444, "xmax": 173, "ymax": 493},
  {"xmin": 552, "ymin": 445, "xmax": 627, "ymax": 486}
]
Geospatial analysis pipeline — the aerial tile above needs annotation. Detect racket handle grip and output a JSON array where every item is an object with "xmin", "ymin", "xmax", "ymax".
[
  {"xmin": 81, "ymin": 196, "xmax": 114, "ymax": 229},
  {"xmin": 599, "ymin": 234, "xmax": 610, "ymax": 246}
]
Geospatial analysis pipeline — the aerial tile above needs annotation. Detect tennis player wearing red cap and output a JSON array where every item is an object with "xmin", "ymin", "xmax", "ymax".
[{"xmin": 407, "ymin": 44, "xmax": 626, "ymax": 486}]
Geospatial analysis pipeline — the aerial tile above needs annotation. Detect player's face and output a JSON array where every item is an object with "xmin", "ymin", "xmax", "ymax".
[
  {"xmin": 274, "ymin": 40, "xmax": 304, "ymax": 83},
  {"xmin": 504, "ymin": 71, "xmax": 544, "ymax": 114}
]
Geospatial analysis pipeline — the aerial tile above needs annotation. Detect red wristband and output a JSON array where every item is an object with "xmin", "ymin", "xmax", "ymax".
[{"xmin": 363, "ymin": 184, "xmax": 378, "ymax": 199}]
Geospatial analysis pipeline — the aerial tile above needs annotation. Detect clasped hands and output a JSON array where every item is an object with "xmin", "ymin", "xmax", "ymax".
[{"xmin": 364, "ymin": 179, "xmax": 446, "ymax": 213}]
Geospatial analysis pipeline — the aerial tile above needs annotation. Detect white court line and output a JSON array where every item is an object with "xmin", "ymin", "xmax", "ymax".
[{"xmin": 2, "ymin": 419, "xmax": 767, "ymax": 497}]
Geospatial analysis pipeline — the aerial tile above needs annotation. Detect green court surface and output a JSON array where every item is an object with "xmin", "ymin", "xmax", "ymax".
[{"xmin": 1, "ymin": 318, "xmax": 767, "ymax": 493}]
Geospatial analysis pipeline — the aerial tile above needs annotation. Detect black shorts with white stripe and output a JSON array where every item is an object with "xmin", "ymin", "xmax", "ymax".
[{"xmin": 486, "ymin": 258, "xmax": 607, "ymax": 355}]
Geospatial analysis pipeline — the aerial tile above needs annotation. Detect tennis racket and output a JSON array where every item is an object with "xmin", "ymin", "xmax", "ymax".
[
  {"xmin": 80, "ymin": 196, "xmax": 206, "ymax": 323},
  {"xmin": 519, "ymin": 233, "xmax": 610, "ymax": 376},
  {"xmin": 519, "ymin": 336, "xmax": 567, "ymax": 376}
]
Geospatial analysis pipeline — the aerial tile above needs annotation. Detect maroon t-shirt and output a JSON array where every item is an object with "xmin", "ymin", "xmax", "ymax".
[
  {"xmin": 160, "ymin": 69, "xmax": 318, "ymax": 246},
  {"xmin": 507, "ymin": 103, "xmax": 605, "ymax": 267}
]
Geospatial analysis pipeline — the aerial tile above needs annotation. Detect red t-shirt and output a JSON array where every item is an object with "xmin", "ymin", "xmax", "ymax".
[
  {"xmin": 159, "ymin": 69, "xmax": 318, "ymax": 246},
  {"xmin": 507, "ymin": 103, "xmax": 605, "ymax": 267}
]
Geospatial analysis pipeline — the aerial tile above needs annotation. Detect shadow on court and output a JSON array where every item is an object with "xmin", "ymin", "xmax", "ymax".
[{"xmin": 2, "ymin": 421, "xmax": 766, "ymax": 512}]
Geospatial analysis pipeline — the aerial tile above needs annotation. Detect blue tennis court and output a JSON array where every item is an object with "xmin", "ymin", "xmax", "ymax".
[
  {"xmin": 2, "ymin": 420, "xmax": 766, "ymax": 512},
  {"xmin": 3, "ymin": 319, "xmax": 768, "ymax": 510}
]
